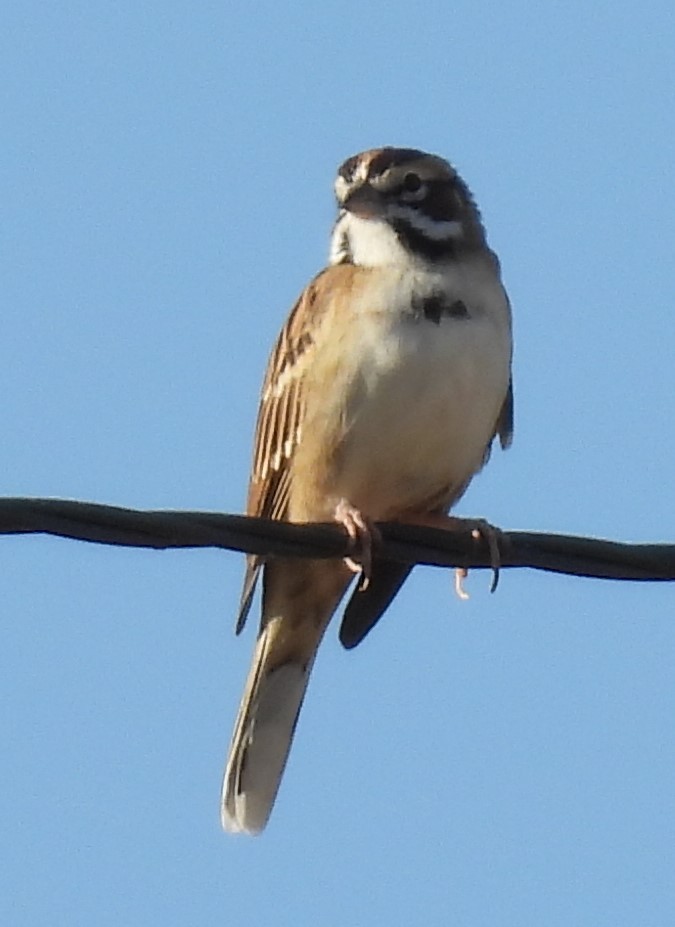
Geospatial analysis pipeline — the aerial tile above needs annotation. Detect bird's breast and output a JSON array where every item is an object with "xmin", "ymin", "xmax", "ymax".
[
  {"xmin": 332, "ymin": 266, "xmax": 511, "ymax": 518},
  {"xmin": 293, "ymin": 263, "xmax": 512, "ymax": 521}
]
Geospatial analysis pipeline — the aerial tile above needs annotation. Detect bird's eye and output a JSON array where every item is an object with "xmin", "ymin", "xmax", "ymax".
[{"xmin": 402, "ymin": 172, "xmax": 422, "ymax": 193}]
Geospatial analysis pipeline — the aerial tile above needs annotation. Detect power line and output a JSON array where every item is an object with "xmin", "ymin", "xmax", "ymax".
[{"xmin": 1, "ymin": 497, "xmax": 674, "ymax": 582}]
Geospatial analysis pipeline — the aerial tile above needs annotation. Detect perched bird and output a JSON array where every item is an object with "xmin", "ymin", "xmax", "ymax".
[{"xmin": 222, "ymin": 147, "xmax": 514, "ymax": 834}]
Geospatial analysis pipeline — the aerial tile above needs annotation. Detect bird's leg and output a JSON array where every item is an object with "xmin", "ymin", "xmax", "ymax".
[
  {"xmin": 333, "ymin": 499, "xmax": 380, "ymax": 591},
  {"xmin": 398, "ymin": 513, "xmax": 502, "ymax": 599}
]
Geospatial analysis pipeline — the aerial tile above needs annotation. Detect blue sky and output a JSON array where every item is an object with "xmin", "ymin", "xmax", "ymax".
[{"xmin": 3, "ymin": 1, "xmax": 675, "ymax": 924}]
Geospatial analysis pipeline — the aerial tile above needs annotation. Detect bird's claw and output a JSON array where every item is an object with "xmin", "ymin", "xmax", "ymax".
[
  {"xmin": 453, "ymin": 518, "xmax": 502, "ymax": 599},
  {"xmin": 334, "ymin": 499, "xmax": 380, "ymax": 590}
]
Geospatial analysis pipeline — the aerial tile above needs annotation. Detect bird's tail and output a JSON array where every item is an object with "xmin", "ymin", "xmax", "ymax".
[{"xmin": 221, "ymin": 615, "xmax": 321, "ymax": 835}]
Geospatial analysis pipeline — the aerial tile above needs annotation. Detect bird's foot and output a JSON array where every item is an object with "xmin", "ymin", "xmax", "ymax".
[
  {"xmin": 397, "ymin": 513, "xmax": 502, "ymax": 600},
  {"xmin": 334, "ymin": 499, "xmax": 380, "ymax": 591}
]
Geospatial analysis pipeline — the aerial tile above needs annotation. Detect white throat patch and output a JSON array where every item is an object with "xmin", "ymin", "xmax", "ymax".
[{"xmin": 330, "ymin": 212, "xmax": 412, "ymax": 267}]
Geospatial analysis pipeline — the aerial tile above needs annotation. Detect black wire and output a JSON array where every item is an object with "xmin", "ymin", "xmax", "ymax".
[{"xmin": 1, "ymin": 497, "xmax": 674, "ymax": 582}]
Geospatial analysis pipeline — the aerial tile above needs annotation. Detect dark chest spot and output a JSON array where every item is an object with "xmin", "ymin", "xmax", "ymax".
[{"xmin": 412, "ymin": 294, "xmax": 470, "ymax": 325}]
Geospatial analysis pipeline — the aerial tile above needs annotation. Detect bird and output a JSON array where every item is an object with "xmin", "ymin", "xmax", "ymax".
[{"xmin": 221, "ymin": 146, "xmax": 514, "ymax": 834}]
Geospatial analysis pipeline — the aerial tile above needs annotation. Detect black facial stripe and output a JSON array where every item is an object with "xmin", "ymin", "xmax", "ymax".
[
  {"xmin": 404, "ymin": 176, "xmax": 475, "ymax": 222},
  {"xmin": 390, "ymin": 219, "xmax": 458, "ymax": 260},
  {"xmin": 420, "ymin": 179, "xmax": 459, "ymax": 220}
]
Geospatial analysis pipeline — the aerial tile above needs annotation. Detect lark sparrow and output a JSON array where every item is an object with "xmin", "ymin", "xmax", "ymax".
[{"xmin": 222, "ymin": 147, "xmax": 513, "ymax": 834}]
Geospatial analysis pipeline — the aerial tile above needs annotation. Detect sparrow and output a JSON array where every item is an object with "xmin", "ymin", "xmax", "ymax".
[{"xmin": 222, "ymin": 147, "xmax": 513, "ymax": 834}]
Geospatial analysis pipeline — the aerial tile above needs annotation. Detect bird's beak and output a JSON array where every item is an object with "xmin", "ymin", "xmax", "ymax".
[{"xmin": 341, "ymin": 182, "xmax": 386, "ymax": 219}]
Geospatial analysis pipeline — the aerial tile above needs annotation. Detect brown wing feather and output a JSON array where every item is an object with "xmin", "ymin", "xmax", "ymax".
[{"xmin": 236, "ymin": 269, "xmax": 335, "ymax": 633}]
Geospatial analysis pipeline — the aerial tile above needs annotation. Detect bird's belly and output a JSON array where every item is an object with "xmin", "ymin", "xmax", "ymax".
[{"xmin": 330, "ymin": 315, "xmax": 509, "ymax": 517}]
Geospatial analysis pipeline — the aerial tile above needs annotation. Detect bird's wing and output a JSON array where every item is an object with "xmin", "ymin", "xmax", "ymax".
[{"xmin": 236, "ymin": 267, "xmax": 339, "ymax": 633}]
